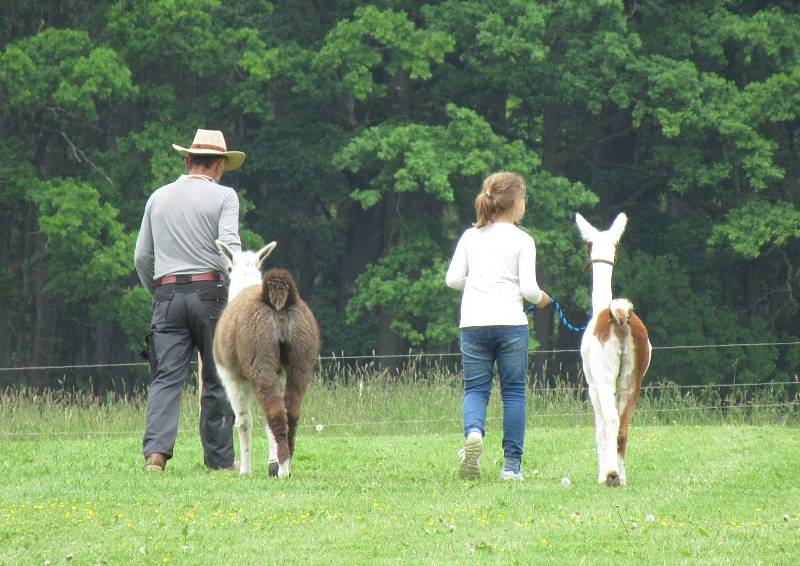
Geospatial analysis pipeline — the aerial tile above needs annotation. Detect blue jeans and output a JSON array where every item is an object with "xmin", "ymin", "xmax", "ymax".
[{"xmin": 461, "ymin": 325, "xmax": 529, "ymax": 465}]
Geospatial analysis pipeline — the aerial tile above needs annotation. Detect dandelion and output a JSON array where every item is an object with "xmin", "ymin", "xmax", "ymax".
[
  {"xmin": 561, "ymin": 477, "xmax": 571, "ymax": 488},
  {"xmin": 138, "ymin": 547, "xmax": 147, "ymax": 555},
  {"xmin": 315, "ymin": 423, "xmax": 324, "ymax": 433},
  {"xmin": 646, "ymin": 514, "xmax": 656, "ymax": 522},
  {"xmin": 532, "ymin": 469, "xmax": 540, "ymax": 476},
  {"xmin": 784, "ymin": 514, "xmax": 790, "ymax": 522},
  {"xmin": 631, "ymin": 522, "xmax": 638, "ymax": 530}
]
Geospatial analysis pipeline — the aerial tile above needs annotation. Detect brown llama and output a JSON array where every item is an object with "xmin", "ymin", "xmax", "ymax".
[{"xmin": 213, "ymin": 254, "xmax": 320, "ymax": 478}]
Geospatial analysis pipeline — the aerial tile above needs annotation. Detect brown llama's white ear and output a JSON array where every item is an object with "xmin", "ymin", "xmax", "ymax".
[
  {"xmin": 216, "ymin": 240, "xmax": 235, "ymax": 264},
  {"xmin": 609, "ymin": 213, "xmax": 628, "ymax": 240},
  {"xmin": 575, "ymin": 212, "xmax": 598, "ymax": 241},
  {"xmin": 256, "ymin": 241, "xmax": 278, "ymax": 268}
]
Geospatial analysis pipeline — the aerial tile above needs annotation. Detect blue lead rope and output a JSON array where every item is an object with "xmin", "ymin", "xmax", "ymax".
[{"xmin": 525, "ymin": 299, "xmax": 590, "ymax": 333}]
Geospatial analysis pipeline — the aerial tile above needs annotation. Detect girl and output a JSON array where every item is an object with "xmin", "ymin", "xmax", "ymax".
[{"xmin": 446, "ymin": 172, "xmax": 550, "ymax": 481}]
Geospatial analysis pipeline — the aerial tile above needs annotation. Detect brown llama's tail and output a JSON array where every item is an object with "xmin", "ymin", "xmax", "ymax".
[{"xmin": 262, "ymin": 268, "xmax": 298, "ymax": 310}]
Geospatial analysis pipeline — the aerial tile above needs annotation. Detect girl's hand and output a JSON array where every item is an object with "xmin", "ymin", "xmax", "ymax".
[{"xmin": 536, "ymin": 292, "xmax": 551, "ymax": 308}]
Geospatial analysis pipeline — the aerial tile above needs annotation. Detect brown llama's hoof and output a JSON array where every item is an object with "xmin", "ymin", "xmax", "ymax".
[
  {"xmin": 606, "ymin": 473, "xmax": 621, "ymax": 487},
  {"xmin": 268, "ymin": 461, "xmax": 279, "ymax": 477}
]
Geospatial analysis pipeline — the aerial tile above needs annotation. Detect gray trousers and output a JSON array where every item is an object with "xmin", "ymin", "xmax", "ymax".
[{"xmin": 142, "ymin": 280, "xmax": 234, "ymax": 468}]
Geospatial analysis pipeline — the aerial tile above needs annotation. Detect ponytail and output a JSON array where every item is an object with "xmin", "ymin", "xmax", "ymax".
[
  {"xmin": 474, "ymin": 191, "xmax": 496, "ymax": 228},
  {"xmin": 473, "ymin": 172, "xmax": 526, "ymax": 228}
]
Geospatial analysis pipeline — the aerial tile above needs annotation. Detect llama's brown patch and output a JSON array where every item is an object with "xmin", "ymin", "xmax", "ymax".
[
  {"xmin": 593, "ymin": 308, "xmax": 613, "ymax": 343},
  {"xmin": 629, "ymin": 312, "xmax": 650, "ymax": 385},
  {"xmin": 617, "ymin": 311, "xmax": 650, "ymax": 456}
]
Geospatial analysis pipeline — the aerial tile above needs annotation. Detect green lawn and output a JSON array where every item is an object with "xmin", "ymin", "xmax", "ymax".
[{"xmin": 2, "ymin": 424, "xmax": 798, "ymax": 565}]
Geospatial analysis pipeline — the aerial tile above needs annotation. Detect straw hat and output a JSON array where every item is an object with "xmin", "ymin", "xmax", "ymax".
[{"xmin": 172, "ymin": 129, "xmax": 246, "ymax": 171}]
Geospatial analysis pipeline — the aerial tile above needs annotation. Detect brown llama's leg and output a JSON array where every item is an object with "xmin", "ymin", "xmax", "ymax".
[
  {"xmin": 253, "ymin": 381, "xmax": 291, "ymax": 478},
  {"xmin": 284, "ymin": 365, "xmax": 312, "ymax": 458}
]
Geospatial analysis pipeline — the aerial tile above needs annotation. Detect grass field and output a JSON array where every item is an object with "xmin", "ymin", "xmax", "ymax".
[{"xmin": 1, "ymin": 376, "xmax": 799, "ymax": 564}]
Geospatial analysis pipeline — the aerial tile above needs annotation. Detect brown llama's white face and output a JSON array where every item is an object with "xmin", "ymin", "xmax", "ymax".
[
  {"xmin": 215, "ymin": 240, "xmax": 277, "ymax": 300},
  {"xmin": 575, "ymin": 212, "xmax": 628, "ymax": 265}
]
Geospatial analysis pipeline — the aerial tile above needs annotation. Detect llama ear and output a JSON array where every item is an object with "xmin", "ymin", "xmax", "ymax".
[
  {"xmin": 256, "ymin": 241, "xmax": 277, "ymax": 267},
  {"xmin": 609, "ymin": 213, "xmax": 628, "ymax": 240},
  {"xmin": 575, "ymin": 213, "xmax": 598, "ymax": 241},
  {"xmin": 215, "ymin": 240, "xmax": 235, "ymax": 263}
]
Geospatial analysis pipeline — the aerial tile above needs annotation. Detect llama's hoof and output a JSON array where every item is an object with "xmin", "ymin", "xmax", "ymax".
[
  {"xmin": 277, "ymin": 463, "xmax": 291, "ymax": 478},
  {"xmin": 268, "ymin": 461, "xmax": 279, "ymax": 477},
  {"xmin": 606, "ymin": 473, "xmax": 621, "ymax": 487}
]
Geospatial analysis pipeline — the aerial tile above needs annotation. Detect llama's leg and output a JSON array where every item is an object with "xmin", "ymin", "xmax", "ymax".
[
  {"xmin": 217, "ymin": 367, "xmax": 253, "ymax": 476},
  {"xmin": 254, "ymin": 379, "xmax": 291, "ymax": 478},
  {"xmin": 595, "ymin": 380, "xmax": 621, "ymax": 486},
  {"xmin": 584, "ymin": 351, "xmax": 611, "ymax": 484},
  {"xmin": 616, "ymin": 356, "xmax": 639, "ymax": 486},
  {"xmin": 267, "ymin": 427, "xmax": 279, "ymax": 477},
  {"xmin": 587, "ymin": 383, "xmax": 607, "ymax": 484},
  {"xmin": 589, "ymin": 345, "xmax": 621, "ymax": 485},
  {"xmin": 284, "ymin": 363, "xmax": 313, "ymax": 459}
]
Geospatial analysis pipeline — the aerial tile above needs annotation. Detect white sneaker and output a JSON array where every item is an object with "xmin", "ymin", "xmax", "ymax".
[
  {"xmin": 500, "ymin": 470, "xmax": 524, "ymax": 481},
  {"xmin": 458, "ymin": 433, "xmax": 483, "ymax": 481}
]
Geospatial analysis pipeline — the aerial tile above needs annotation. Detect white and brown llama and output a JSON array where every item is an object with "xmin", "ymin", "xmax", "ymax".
[
  {"xmin": 213, "ymin": 240, "xmax": 320, "ymax": 477},
  {"xmin": 575, "ymin": 212, "xmax": 651, "ymax": 486}
]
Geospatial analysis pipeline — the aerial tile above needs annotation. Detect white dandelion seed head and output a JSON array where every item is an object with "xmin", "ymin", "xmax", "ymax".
[
  {"xmin": 315, "ymin": 423, "xmax": 324, "ymax": 433},
  {"xmin": 532, "ymin": 469, "xmax": 540, "ymax": 476},
  {"xmin": 646, "ymin": 514, "xmax": 656, "ymax": 522},
  {"xmin": 138, "ymin": 547, "xmax": 147, "ymax": 555},
  {"xmin": 631, "ymin": 522, "xmax": 638, "ymax": 530},
  {"xmin": 561, "ymin": 477, "xmax": 571, "ymax": 487},
  {"xmin": 784, "ymin": 514, "xmax": 790, "ymax": 522}
]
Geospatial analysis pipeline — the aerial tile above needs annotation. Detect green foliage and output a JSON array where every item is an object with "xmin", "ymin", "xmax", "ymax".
[
  {"xmin": 117, "ymin": 287, "xmax": 153, "ymax": 353},
  {"xmin": 346, "ymin": 236, "xmax": 459, "ymax": 347},
  {"xmin": 313, "ymin": 6, "xmax": 454, "ymax": 100},
  {"xmin": 1, "ymin": 0, "xmax": 799, "ymax": 387},
  {"xmin": 710, "ymin": 200, "xmax": 800, "ymax": 259},
  {"xmin": 28, "ymin": 178, "xmax": 131, "ymax": 301},
  {"xmin": 0, "ymin": 28, "xmax": 134, "ymax": 122}
]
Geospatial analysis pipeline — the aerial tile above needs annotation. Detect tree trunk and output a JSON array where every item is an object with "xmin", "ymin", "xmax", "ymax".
[
  {"xmin": 30, "ymin": 231, "xmax": 57, "ymax": 380},
  {"xmin": 532, "ymin": 103, "xmax": 559, "ymax": 382}
]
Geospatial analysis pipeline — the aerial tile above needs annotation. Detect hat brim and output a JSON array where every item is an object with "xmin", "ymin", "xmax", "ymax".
[{"xmin": 172, "ymin": 144, "xmax": 246, "ymax": 172}]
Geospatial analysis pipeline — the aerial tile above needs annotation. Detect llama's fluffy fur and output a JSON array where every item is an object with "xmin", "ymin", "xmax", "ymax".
[{"xmin": 213, "ymin": 243, "xmax": 320, "ymax": 477}]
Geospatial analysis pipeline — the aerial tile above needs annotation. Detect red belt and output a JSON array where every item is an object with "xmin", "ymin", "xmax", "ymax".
[{"xmin": 159, "ymin": 272, "xmax": 222, "ymax": 285}]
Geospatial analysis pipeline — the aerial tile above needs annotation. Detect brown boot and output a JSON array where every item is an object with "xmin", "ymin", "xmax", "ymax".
[{"xmin": 144, "ymin": 453, "xmax": 167, "ymax": 471}]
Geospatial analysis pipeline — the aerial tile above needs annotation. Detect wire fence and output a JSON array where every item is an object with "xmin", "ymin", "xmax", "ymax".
[
  {"xmin": 1, "ymin": 340, "xmax": 798, "ymax": 439},
  {"xmin": 2, "ymin": 340, "xmax": 800, "ymax": 372}
]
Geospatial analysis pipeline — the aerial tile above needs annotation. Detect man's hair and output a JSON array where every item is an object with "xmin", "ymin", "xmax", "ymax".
[{"xmin": 188, "ymin": 154, "xmax": 225, "ymax": 169}]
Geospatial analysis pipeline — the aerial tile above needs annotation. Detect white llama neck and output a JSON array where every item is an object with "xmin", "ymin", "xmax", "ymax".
[
  {"xmin": 590, "ymin": 262, "xmax": 614, "ymax": 315},
  {"xmin": 228, "ymin": 269, "xmax": 261, "ymax": 301}
]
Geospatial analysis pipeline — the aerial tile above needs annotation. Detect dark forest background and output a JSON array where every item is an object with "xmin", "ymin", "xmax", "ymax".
[{"xmin": 1, "ymin": 0, "xmax": 799, "ymax": 390}]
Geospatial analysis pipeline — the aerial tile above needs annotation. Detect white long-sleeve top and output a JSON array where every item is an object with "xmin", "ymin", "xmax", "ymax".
[{"xmin": 445, "ymin": 222, "xmax": 543, "ymax": 328}]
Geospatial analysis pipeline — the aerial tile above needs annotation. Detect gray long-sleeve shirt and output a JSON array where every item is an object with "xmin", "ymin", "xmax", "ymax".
[{"xmin": 134, "ymin": 175, "xmax": 242, "ymax": 295}]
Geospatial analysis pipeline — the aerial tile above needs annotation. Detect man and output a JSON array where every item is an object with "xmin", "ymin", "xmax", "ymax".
[{"xmin": 134, "ymin": 129, "xmax": 245, "ymax": 471}]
